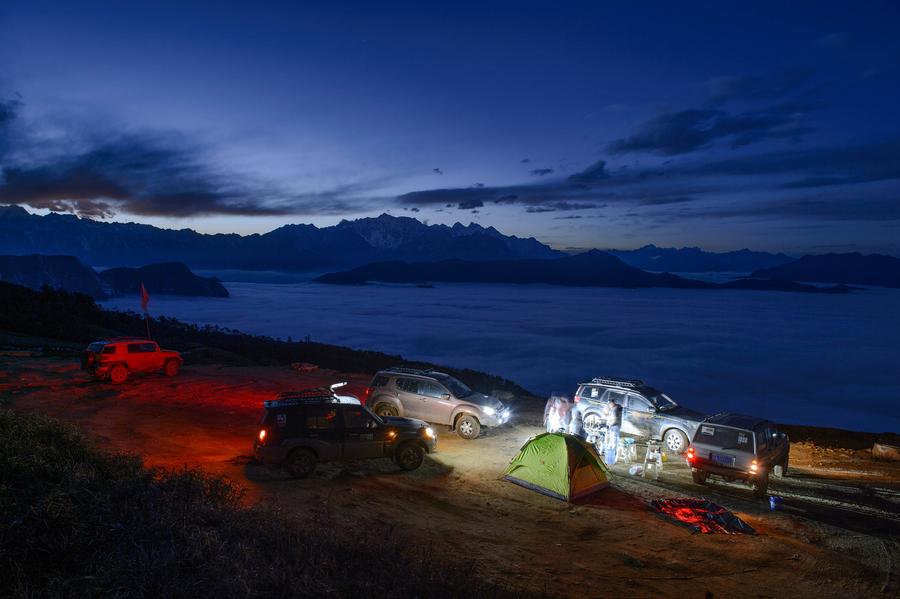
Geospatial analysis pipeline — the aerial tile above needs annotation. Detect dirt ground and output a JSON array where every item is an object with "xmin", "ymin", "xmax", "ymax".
[{"xmin": 2, "ymin": 355, "xmax": 899, "ymax": 598}]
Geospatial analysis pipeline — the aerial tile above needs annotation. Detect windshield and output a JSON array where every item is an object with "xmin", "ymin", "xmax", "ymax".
[
  {"xmin": 87, "ymin": 342, "xmax": 106, "ymax": 353},
  {"xmin": 647, "ymin": 393, "xmax": 678, "ymax": 411},
  {"xmin": 363, "ymin": 406, "xmax": 385, "ymax": 424},
  {"xmin": 436, "ymin": 375, "xmax": 473, "ymax": 398}
]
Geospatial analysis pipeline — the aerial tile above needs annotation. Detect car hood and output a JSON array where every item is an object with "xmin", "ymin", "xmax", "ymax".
[
  {"xmin": 660, "ymin": 406, "xmax": 707, "ymax": 423},
  {"xmin": 468, "ymin": 393, "xmax": 503, "ymax": 410},
  {"xmin": 381, "ymin": 415, "xmax": 428, "ymax": 429}
]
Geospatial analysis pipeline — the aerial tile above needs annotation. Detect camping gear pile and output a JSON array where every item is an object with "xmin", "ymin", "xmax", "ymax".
[
  {"xmin": 650, "ymin": 498, "xmax": 756, "ymax": 534},
  {"xmin": 504, "ymin": 432, "xmax": 609, "ymax": 502}
]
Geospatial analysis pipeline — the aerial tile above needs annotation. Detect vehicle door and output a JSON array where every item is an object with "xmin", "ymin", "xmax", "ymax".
[
  {"xmin": 395, "ymin": 377, "xmax": 423, "ymax": 419},
  {"xmin": 126, "ymin": 343, "xmax": 152, "ymax": 372},
  {"xmin": 623, "ymin": 393, "xmax": 655, "ymax": 440},
  {"xmin": 753, "ymin": 425, "xmax": 773, "ymax": 468},
  {"xmin": 578, "ymin": 388, "xmax": 610, "ymax": 437},
  {"xmin": 142, "ymin": 342, "xmax": 164, "ymax": 370},
  {"xmin": 417, "ymin": 380, "xmax": 454, "ymax": 424},
  {"xmin": 300, "ymin": 404, "xmax": 343, "ymax": 460},
  {"xmin": 761, "ymin": 423, "xmax": 787, "ymax": 467},
  {"xmin": 340, "ymin": 406, "xmax": 387, "ymax": 459}
]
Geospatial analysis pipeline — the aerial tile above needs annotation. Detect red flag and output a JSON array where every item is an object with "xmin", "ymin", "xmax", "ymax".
[{"xmin": 140, "ymin": 282, "xmax": 150, "ymax": 313}]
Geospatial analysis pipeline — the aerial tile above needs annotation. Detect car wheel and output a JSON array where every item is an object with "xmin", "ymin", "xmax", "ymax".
[
  {"xmin": 456, "ymin": 414, "xmax": 481, "ymax": 440},
  {"xmin": 374, "ymin": 403, "xmax": 398, "ymax": 417},
  {"xmin": 582, "ymin": 413, "xmax": 604, "ymax": 437},
  {"xmin": 663, "ymin": 429, "xmax": 688, "ymax": 454},
  {"xmin": 692, "ymin": 469, "xmax": 708, "ymax": 485},
  {"xmin": 163, "ymin": 360, "xmax": 180, "ymax": 377},
  {"xmin": 108, "ymin": 365, "xmax": 128, "ymax": 384},
  {"xmin": 396, "ymin": 442, "xmax": 425, "ymax": 471},
  {"xmin": 285, "ymin": 449, "xmax": 317, "ymax": 479},
  {"xmin": 752, "ymin": 472, "xmax": 769, "ymax": 498}
]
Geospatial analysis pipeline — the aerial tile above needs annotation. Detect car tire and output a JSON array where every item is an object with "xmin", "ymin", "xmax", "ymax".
[
  {"xmin": 663, "ymin": 429, "xmax": 688, "ymax": 454},
  {"xmin": 108, "ymin": 365, "xmax": 128, "ymax": 384},
  {"xmin": 395, "ymin": 442, "xmax": 425, "ymax": 471},
  {"xmin": 582, "ymin": 413, "xmax": 604, "ymax": 438},
  {"xmin": 752, "ymin": 472, "xmax": 769, "ymax": 498},
  {"xmin": 456, "ymin": 414, "xmax": 481, "ymax": 440},
  {"xmin": 692, "ymin": 469, "xmax": 708, "ymax": 485},
  {"xmin": 374, "ymin": 403, "xmax": 398, "ymax": 418},
  {"xmin": 285, "ymin": 449, "xmax": 317, "ymax": 479},
  {"xmin": 163, "ymin": 360, "xmax": 180, "ymax": 377}
]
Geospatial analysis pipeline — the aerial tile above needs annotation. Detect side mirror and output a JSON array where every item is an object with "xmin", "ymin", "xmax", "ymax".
[{"xmin": 441, "ymin": 393, "xmax": 451, "ymax": 400}]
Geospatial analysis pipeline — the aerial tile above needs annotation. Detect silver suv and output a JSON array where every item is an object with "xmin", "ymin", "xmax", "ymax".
[
  {"xmin": 367, "ymin": 367, "xmax": 510, "ymax": 439},
  {"xmin": 572, "ymin": 376, "xmax": 706, "ymax": 454},
  {"xmin": 687, "ymin": 413, "xmax": 789, "ymax": 498}
]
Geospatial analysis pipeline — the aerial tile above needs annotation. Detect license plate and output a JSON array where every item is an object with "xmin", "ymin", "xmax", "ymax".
[{"xmin": 711, "ymin": 453, "xmax": 735, "ymax": 467}]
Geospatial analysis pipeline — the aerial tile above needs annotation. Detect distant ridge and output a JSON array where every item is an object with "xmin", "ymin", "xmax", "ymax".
[
  {"xmin": 0, "ymin": 206, "xmax": 561, "ymax": 271},
  {"xmin": 608, "ymin": 244, "xmax": 794, "ymax": 273},
  {"xmin": 0, "ymin": 254, "xmax": 229, "ymax": 299},
  {"xmin": 752, "ymin": 253, "xmax": 900, "ymax": 288},
  {"xmin": 316, "ymin": 251, "xmax": 850, "ymax": 294}
]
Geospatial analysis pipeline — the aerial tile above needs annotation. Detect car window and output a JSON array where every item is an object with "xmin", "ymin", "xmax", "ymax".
[
  {"xmin": 606, "ymin": 390, "xmax": 626, "ymax": 405},
  {"xmin": 371, "ymin": 374, "xmax": 389, "ymax": 388},
  {"xmin": 102, "ymin": 345, "xmax": 117, "ymax": 355},
  {"xmin": 304, "ymin": 405, "xmax": 340, "ymax": 429},
  {"xmin": 396, "ymin": 378, "xmax": 419, "ymax": 393},
  {"xmin": 343, "ymin": 406, "xmax": 377, "ymax": 429},
  {"xmin": 142, "ymin": 343, "xmax": 158, "ymax": 352},
  {"xmin": 755, "ymin": 427, "xmax": 769, "ymax": 451},
  {"xmin": 696, "ymin": 425, "xmax": 753, "ymax": 450},
  {"xmin": 626, "ymin": 393, "xmax": 653, "ymax": 412},
  {"xmin": 419, "ymin": 381, "xmax": 446, "ymax": 399},
  {"xmin": 88, "ymin": 342, "xmax": 106, "ymax": 353},
  {"xmin": 584, "ymin": 386, "xmax": 605, "ymax": 400},
  {"xmin": 127, "ymin": 343, "xmax": 144, "ymax": 353}
]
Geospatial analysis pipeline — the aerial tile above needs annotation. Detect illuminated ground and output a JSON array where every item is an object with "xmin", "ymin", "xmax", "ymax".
[{"xmin": 3, "ymin": 355, "xmax": 898, "ymax": 598}]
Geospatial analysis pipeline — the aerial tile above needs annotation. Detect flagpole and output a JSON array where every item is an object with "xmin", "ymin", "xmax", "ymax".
[
  {"xmin": 145, "ymin": 313, "xmax": 152, "ymax": 339},
  {"xmin": 140, "ymin": 282, "xmax": 152, "ymax": 340}
]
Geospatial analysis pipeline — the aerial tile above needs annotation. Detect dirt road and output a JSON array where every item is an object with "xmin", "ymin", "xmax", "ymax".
[{"xmin": 3, "ymin": 356, "xmax": 898, "ymax": 598}]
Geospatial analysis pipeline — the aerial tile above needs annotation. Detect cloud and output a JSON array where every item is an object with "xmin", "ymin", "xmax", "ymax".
[
  {"xmin": 566, "ymin": 160, "xmax": 608, "ymax": 183},
  {"xmin": 531, "ymin": 168, "xmax": 554, "ymax": 176},
  {"xmin": 705, "ymin": 69, "xmax": 814, "ymax": 105},
  {"xmin": 665, "ymin": 195, "xmax": 900, "ymax": 222},
  {"xmin": 607, "ymin": 101, "xmax": 815, "ymax": 156},
  {"xmin": 432, "ymin": 167, "xmax": 443, "ymax": 175},
  {"xmin": 458, "ymin": 199, "xmax": 483, "ymax": 210},
  {"xmin": 526, "ymin": 201, "xmax": 597, "ymax": 213},
  {"xmin": 0, "ymin": 94, "xmax": 372, "ymax": 219}
]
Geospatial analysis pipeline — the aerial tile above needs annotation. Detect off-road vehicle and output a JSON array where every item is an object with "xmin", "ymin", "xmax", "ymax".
[
  {"xmin": 253, "ymin": 388, "xmax": 438, "ymax": 478},
  {"xmin": 687, "ymin": 413, "xmax": 789, "ymax": 498},
  {"xmin": 81, "ymin": 337, "xmax": 183, "ymax": 384},
  {"xmin": 572, "ymin": 376, "xmax": 706, "ymax": 454},
  {"xmin": 367, "ymin": 367, "xmax": 510, "ymax": 439}
]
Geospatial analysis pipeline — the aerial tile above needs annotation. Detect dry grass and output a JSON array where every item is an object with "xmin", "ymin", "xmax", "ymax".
[{"xmin": 0, "ymin": 409, "xmax": 529, "ymax": 598}]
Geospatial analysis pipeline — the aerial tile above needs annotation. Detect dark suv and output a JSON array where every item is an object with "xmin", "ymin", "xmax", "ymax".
[
  {"xmin": 572, "ymin": 376, "xmax": 706, "ymax": 453},
  {"xmin": 253, "ymin": 390, "xmax": 438, "ymax": 478},
  {"xmin": 687, "ymin": 413, "xmax": 789, "ymax": 498}
]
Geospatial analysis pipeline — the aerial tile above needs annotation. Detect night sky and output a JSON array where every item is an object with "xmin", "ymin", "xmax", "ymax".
[{"xmin": 1, "ymin": 1, "xmax": 899, "ymax": 254}]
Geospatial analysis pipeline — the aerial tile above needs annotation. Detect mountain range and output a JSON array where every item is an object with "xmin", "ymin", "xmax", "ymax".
[
  {"xmin": 751, "ymin": 253, "xmax": 900, "ymax": 288},
  {"xmin": 0, "ymin": 206, "xmax": 559, "ymax": 270},
  {"xmin": 608, "ymin": 244, "xmax": 794, "ymax": 273},
  {"xmin": 0, "ymin": 255, "xmax": 229, "ymax": 299},
  {"xmin": 315, "ymin": 251, "xmax": 850, "ymax": 294}
]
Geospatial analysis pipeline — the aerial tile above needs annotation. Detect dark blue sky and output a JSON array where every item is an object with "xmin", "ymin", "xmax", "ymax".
[{"xmin": 1, "ymin": 1, "xmax": 899, "ymax": 253}]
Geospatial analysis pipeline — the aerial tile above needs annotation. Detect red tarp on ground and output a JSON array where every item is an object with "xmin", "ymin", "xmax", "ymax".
[{"xmin": 650, "ymin": 498, "xmax": 756, "ymax": 534}]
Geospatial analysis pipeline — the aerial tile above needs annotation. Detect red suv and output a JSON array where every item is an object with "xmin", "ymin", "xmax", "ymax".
[{"xmin": 81, "ymin": 337, "xmax": 183, "ymax": 384}]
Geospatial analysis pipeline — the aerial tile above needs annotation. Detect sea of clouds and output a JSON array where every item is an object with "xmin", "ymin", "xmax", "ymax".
[{"xmin": 103, "ymin": 280, "xmax": 900, "ymax": 433}]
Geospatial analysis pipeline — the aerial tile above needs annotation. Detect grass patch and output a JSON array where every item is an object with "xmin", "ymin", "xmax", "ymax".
[{"xmin": 0, "ymin": 409, "xmax": 529, "ymax": 598}]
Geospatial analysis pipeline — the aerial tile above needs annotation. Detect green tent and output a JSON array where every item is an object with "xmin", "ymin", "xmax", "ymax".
[{"xmin": 504, "ymin": 432, "xmax": 609, "ymax": 502}]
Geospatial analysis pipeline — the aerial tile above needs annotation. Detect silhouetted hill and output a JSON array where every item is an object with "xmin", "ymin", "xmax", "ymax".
[
  {"xmin": 0, "ymin": 206, "xmax": 561, "ymax": 270},
  {"xmin": 316, "ymin": 251, "xmax": 849, "ymax": 293},
  {"xmin": 99, "ymin": 263, "xmax": 229, "ymax": 297},
  {"xmin": 0, "ymin": 254, "xmax": 229, "ymax": 298},
  {"xmin": 751, "ymin": 253, "xmax": 900, "ymax": 288},
  {"xmin": 609, "ymin": 244, "xmax": 794, "ymax": 273},
  {"xmin": 0, "ymin": 255, "xmax": 106, "ymax": 299}
]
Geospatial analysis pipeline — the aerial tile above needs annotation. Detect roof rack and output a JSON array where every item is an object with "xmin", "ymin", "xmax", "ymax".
[
  {"xmin": 382, "ymin": 366, "xmax": 435, "ymax": 376},
  {"xmin": 591, "ymin": 376, "xmax": 645, "ymax": 389},
  {"xmin": 264, "ymin": 388, "xmax": 336, "ymax": 408}
]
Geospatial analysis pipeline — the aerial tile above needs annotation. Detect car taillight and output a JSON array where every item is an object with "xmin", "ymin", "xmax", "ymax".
[
  {"xmin": 687, "ymin": 446, "xmax": 695, "ymax": 460},
  {"xmin": 363, "ymin": 387, "xmax": 372, "ymax": 404},
  {"xmin": 258, "ymin": 429, "xmax": 267, "ymax": 444},
  {"xmin": 750, "ymin": 459, "xmax": 758, "ymax": 473},
  {"xmin": 574, "ymin": 395, "xmax": 580, "ymax": 403}
]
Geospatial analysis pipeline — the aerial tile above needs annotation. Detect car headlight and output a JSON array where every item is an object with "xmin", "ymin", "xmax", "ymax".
[
  {"xmin": 424, "ymin": 427, "xmax": 435, "ymax": 438},
  {"xmin": 481, "ymin": 406, "xmax": 496, "ymax": 416}
]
